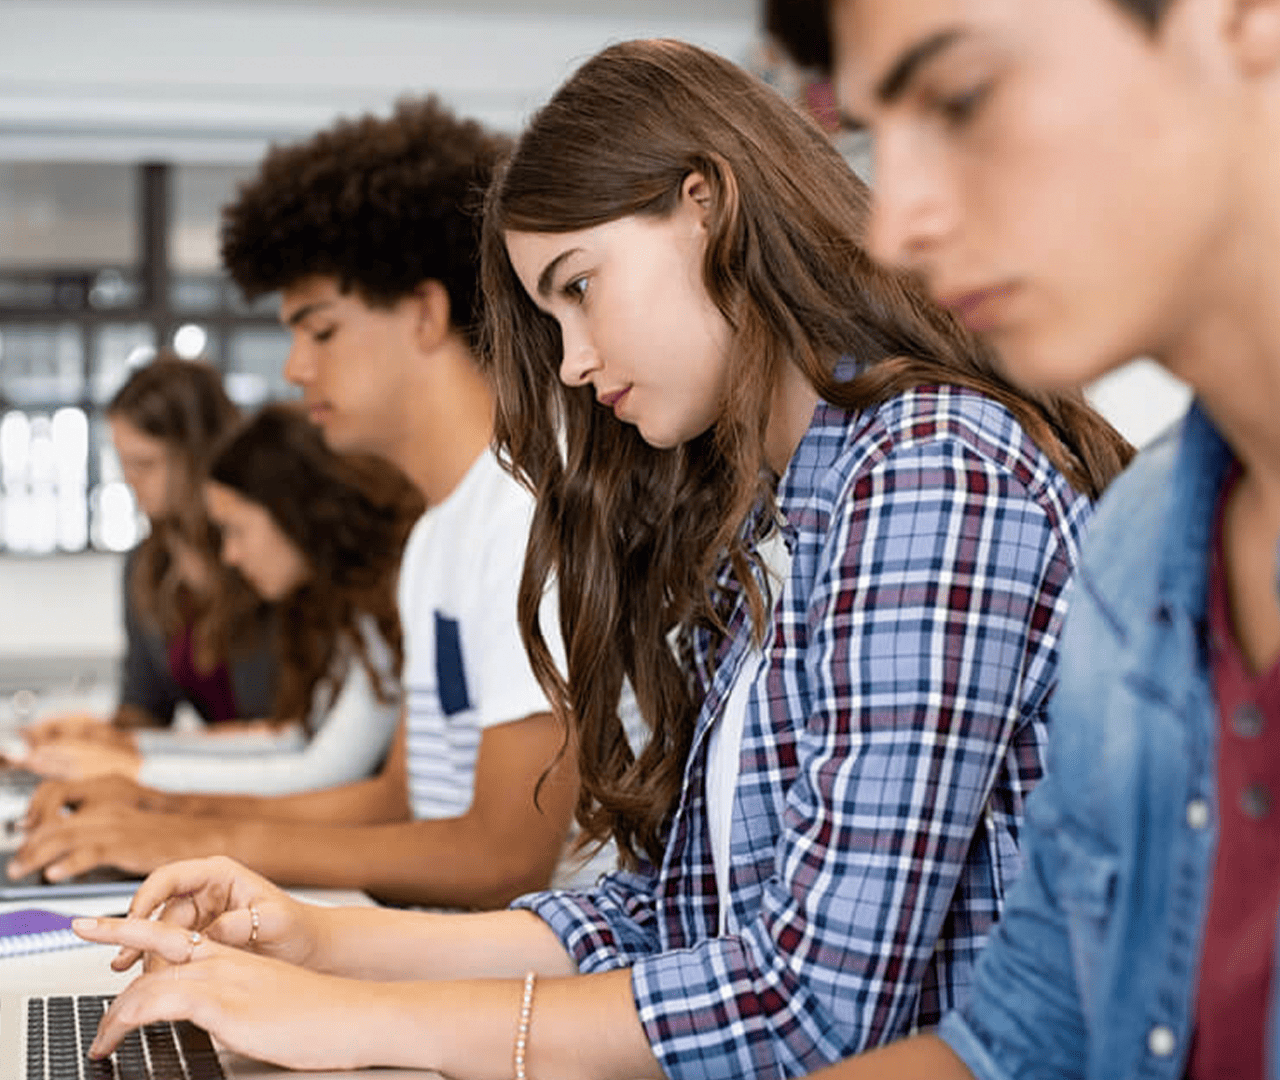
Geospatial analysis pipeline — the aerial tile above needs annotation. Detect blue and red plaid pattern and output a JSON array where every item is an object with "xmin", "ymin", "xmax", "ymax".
[{"xmin": 514, "ymin": 385, "xmax": 1094, "ymax": 1079}]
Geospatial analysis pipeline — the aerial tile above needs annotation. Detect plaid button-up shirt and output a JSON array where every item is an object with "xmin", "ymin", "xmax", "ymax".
[{"xmin": 514, "ymin": 384, "xmax": 1095, "ymax": 1079}]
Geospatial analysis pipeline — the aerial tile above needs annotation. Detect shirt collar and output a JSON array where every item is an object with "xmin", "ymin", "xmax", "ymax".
[
  {"xmin": 1157, "ymin": 399, "xmax": 1238, "ymax": 617},
  {"xmin": 774, "ymin": 397, "xmax": 851, "ymax": 546}
]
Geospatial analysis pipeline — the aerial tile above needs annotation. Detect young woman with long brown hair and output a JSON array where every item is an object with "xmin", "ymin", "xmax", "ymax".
[
  {"xmin": 25, "ymin": 354, "xmax": 275, "ymax": 748},
  {"xmin": 23, "ymin": 404, "xmax": 420, "ymax": 794},
  {"xmin": 67, "ymin": 38, "xmax": 1130, "ymax": 1079}
]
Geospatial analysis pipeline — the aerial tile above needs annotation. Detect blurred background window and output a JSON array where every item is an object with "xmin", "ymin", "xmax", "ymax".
[{"xmin": 0, "ymin": 161, "xmax": 291, "ymax": 554}]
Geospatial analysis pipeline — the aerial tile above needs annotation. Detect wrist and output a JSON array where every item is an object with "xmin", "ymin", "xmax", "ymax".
[{"xmin": 348, "ymin": 979, "xmax": 447, "ymax": 1071}]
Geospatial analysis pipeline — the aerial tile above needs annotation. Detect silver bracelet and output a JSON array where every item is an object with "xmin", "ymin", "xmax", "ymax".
[{"xmin": 514, "ymin": 970, "xmax": 536, "ymax": 1080}]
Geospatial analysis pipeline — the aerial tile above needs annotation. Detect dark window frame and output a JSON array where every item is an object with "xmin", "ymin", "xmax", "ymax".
[{"xmin": 0, "ymin": 161, "xmax": 285, "ymax": 554}]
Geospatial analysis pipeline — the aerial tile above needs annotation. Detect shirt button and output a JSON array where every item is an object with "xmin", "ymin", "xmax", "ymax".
[
  {"xmin": 1240, "ymin": 784, "xmax": 1272, "ymax": 820},
  {"xmin": 1186, "ymin": 799, "xmax": 1210, "ymax": 829},
  {"xmin": 1232, "ymin": 703, "xmax": 1265, "ymax": 739},
  {"xmin": 1148, "ymin": 1026, "xmax": 1177, "ymax": 1057}
]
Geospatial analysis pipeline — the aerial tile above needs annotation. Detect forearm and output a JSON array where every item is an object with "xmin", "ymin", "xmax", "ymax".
[
  {"xmin": 806, "ymin": 1035, "xmax": 972, "ymax": 1080},
  {"xmin": 110, "ymin": 704, "xmax": 166, "ymax": 731},
  {"xmin": 310, "ymin": 906, "xmax": 576, "ymax": 981},
  {"xmin": 357, "ymin": 969, "xmax": 660, "ymax": 1080},
  {"xmin": 205, "ymin": 810, "xmax": 560, "ymax": 908},
  {"xmin": 160, "ymin": 767, "xmax": 408, "ymax": 825}
]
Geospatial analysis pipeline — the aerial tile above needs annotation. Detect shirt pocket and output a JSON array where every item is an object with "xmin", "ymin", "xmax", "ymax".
[{"xmin": 1055, "ymin": 829, "xmax": 1120, "ymax": 1015}]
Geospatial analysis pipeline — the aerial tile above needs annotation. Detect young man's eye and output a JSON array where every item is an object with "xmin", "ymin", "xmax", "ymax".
[{"xmin": 313, "ymin": 326, "xmax": 336, "ymax": 343}]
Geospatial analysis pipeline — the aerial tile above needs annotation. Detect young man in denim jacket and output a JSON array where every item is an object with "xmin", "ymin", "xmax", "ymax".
[{"xmin": 768, "ymin": 0, "xmax": 1280, "ymax": 1076}]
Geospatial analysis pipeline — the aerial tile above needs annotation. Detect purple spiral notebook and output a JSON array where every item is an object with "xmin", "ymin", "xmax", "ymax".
[{"xmin": 0, "ymin": 908, "xmax": 87, "ymax": 957}]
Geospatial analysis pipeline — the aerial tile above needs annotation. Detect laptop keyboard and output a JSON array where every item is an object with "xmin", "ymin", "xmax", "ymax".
[{"xmin": 26, "ymin": 994, "xmax": 226, "ymax": 1079}]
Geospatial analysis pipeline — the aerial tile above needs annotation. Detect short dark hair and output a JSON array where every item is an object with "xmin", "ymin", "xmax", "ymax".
[
  {"xmin": 220, "ymin": 96, "xmax": 512, "ymax": 345},
  {"xmin": 764, "ymin": 0, "xmax": 830, "ymax": 72},
  {"xmin": 764, "ymin": 0, "xmax": 1171, "ymax": 74}
]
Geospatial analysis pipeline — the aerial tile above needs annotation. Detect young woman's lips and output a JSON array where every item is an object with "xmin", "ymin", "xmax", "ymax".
[{"xmin": 599, "ymin": 386, "xmax": 630, "ymax": 411}]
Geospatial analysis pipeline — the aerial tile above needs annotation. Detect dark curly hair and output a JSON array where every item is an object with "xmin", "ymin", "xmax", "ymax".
[
  {"xmin": 208, "ymin": 405, "xmax": 424, "ymax": 731},
  {"xmin": 221, "ymin": 96, "xmax": 512, "ymax": 347},
  {"xmin": 765, "ymin": 0, "xmax": 1172, "ymax": 73}
]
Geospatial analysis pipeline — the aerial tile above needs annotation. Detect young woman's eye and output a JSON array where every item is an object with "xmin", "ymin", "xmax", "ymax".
[{"xmin": 562, "ymin": 277, "xmax": 589, "ymax": 303}]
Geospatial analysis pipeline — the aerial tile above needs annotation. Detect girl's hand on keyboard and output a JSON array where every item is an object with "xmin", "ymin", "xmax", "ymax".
[
  {"xmin": 101, "ymin": 855, "xmax": 326, "ymax": 972},
  {"xmin": 72, "ymin": 921, "xmax": 399, "ymax": 1071}
]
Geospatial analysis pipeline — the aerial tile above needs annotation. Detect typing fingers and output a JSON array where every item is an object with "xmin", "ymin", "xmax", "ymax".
[
  {"xmin": 7, "ymin": 820, "xmax": 91, "ymax": 882},
  {"xmin": 22, "ymin": 778, "xmax": 77, "ymax": 830}
]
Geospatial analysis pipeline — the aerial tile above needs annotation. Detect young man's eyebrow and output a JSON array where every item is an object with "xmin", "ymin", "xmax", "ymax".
[
  {"xmin": 536, "ymin": 249, "xmax": 580, "ymax": 299},
  {"xmin": 875, "ymin": 28, "xmax": 967, "ymax": 105},
  {"xmin": 284, "ymin": 300, "xmax": 333, "ymax": 327}
]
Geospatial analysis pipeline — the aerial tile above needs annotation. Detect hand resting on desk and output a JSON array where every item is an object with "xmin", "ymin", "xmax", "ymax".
[
  {"xmin": 23, "ymin": 738, "xmax": 142, "ymax": 781},
  {"xmin": 22, "ymin": 712, "xmax": 136, "ymax": 750},
  {"xmin": 23, "ymin": 774, "xmax": 168, "ymax": 830},
  {"xmin": 10, "ymin": 801, "xmax": 223, "ymax": 883}
]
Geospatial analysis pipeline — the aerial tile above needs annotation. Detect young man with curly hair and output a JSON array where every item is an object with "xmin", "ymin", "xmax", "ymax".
[{"xmin": 12, "ymin": 96, "xmax": 588, "ymax": 910}]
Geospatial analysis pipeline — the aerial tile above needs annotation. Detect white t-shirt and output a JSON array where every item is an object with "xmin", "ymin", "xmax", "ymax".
[
  {"xmin": 136, "ymin": 615, "xmax": 400, "ymax": 795},
  {"xmin": 398, "ymin": 448, "xmax": 560, "ymax": 820},
  {"xmin": 705, "ymin": 529, "xmax": 792, "ymax": 931}
]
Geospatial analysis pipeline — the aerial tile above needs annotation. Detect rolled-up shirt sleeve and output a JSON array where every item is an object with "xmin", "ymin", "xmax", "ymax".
[{"xmin": 513, "ymin": 865, "xmax": 663, "ymax": 972}]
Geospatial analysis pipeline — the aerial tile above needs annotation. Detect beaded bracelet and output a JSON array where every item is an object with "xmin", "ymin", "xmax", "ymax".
[{"xmin": 514, "ymin": 970, "xmax": 537, "ymax": 1080}]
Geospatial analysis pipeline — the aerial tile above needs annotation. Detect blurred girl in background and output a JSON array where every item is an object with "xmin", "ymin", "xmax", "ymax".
[
  {"xmin": 24, "ymin": 403, "xmax": 420, "ymax": 794},
  {"xmin": 25, "ymin": 354, "xmax": 275, "ymax": 746}
]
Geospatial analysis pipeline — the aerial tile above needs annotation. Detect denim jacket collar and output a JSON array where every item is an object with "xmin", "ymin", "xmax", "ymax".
[{"xmin": 1157, "ymin": 401, "xmax": 1237, "ymax": 624}]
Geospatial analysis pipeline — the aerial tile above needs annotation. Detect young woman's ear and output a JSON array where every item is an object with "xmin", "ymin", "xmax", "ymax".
[{"xmin": 683, "ymin": 171, "xmax": 713, "ymax": 211}]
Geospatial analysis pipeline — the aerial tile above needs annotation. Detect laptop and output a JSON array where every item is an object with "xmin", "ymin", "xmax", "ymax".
[
  {"xmin": 0, "ymin": 807, "xmax": 143, "ymax": 902},
  {"xmin": 0, "ymin": 853, "xmax": 141, "ymax": 902},
  {"xmin": 7, "ymin": 992, "xmax": 448, "ymax": 1078}
]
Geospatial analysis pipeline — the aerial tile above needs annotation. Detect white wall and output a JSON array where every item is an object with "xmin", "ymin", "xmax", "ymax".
[
  {"xmin": 1086, "ymin": 359, "xmax": 1192, "ymax": 450},
  {"xmin": 0, "ymin": 551, "xmax": 123, "ymax": 662},
  {"xmin": 0, "ymin": 0, "xmax": 759, "ymax": 161}
]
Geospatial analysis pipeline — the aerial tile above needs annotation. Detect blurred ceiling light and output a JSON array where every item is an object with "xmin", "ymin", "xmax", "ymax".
[{"xmin": 172, "ymin": 323, "xmax": 207, "ymax": 359}]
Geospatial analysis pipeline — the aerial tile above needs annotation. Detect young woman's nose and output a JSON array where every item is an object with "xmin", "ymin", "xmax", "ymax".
[{"xmin": 558, "ymin": 323, "xmax": 599, "ymax": 387}]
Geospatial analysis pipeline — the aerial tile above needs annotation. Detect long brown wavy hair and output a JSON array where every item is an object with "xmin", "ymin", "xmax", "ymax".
[
  {"xmin": 481, "ymin": 39, "xmax": 1133, "ymax": 868},
  {"xmin": 107, "ymin": 354, "xmax": 263, "ymax": 671},
  {"xmin": 207, "ymin": 405, "xmax": 423, "ymax": 731}
]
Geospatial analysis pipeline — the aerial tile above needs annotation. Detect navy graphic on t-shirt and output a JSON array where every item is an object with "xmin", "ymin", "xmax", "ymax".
[{"xmin": 434, "ymin": 612, "xmax": 472, "ymax": 716}]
